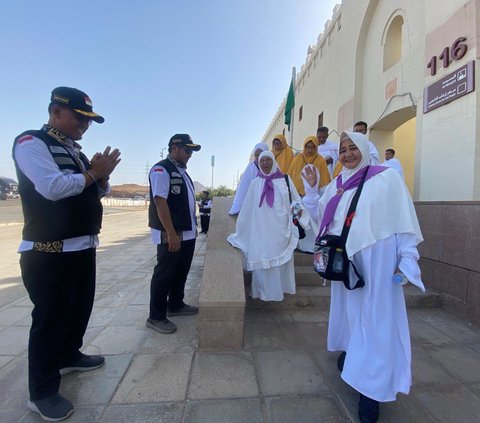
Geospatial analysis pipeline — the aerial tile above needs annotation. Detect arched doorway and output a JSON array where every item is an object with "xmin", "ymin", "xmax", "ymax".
[{"xmin": 369, "ymin": 106, "xmax": 416, "ymax": 194}]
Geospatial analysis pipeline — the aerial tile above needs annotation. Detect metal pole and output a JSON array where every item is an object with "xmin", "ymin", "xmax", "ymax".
[{"xmin": 211, "ymin": 155, "xmax": 215, "ymax": 189}]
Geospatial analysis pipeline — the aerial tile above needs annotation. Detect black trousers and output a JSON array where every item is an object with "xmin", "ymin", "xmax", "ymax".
[
  {"xmin": 20, "ymin": 248, "xmax": 96, "ymax": 400},
  {"xmin": 149, "ymin": 238, "xmax": 196, "ymax": 321},
  {"xmin": 200, "ymin": 214, "xmax": 210, "ymax": 233}
]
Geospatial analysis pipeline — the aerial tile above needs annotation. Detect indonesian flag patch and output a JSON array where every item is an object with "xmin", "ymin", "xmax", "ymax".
[
  {"xmin": 17, "ymin": 135, "xmax": 33, "ymax": 144},
  {"xmin": 154, "ymin": 167, "xmax": 164, "ymax": 173},
  {"xmin": 84, "ymin": 96, "xmax": 93, "ymax": 107}
]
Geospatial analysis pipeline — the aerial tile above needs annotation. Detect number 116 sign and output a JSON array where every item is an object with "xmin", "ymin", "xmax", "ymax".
[{"xmin": 426, "ymin": 37, "xmax": 468, "ymax": 76}]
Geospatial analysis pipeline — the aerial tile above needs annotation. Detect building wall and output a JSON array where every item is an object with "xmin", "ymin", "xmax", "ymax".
[{"xmin": 263, "ymin": 0, "xmax": 480, "ymax": 201}]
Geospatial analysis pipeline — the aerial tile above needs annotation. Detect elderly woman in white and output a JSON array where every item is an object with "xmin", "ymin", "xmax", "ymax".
[
  {"xmin": 228, "ymin": 142, "xmax": 269, "ymax": 215},
  {"xmin": 228, "ymin": 151, "xmax": 307, "ymax": 301},
  {"xmin": 302, "ymin": 131, "xmax": 424, "ymax": 423}
]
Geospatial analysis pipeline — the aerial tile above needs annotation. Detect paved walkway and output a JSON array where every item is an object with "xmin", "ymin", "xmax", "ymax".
[{"xmin": 2, "ymin": 207, "xmax": 480, "ymax": 422}]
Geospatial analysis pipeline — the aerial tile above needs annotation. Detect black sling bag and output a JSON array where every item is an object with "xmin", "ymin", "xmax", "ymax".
[
  {"xmin": 284, "ymin": 175, "xmax": 306, "ymax": 239},
  {"xmin": 313, "ymin": 166, "xmax": 369, "ymax": 290}
]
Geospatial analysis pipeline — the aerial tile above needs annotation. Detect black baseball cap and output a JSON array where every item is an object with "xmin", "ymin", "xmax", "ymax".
[
  {"xmin": 168, "ymin": 134, "xmax": 201, "ymax": 151},
  {"xmin": 50, "ymin": 86, "xmax": 105, "ymax": 123}
]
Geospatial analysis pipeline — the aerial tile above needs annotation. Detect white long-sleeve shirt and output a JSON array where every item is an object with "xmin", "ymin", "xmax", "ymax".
[{"xmin": 14, "ymin": 133, "xmax": 109, "ymax": 252}]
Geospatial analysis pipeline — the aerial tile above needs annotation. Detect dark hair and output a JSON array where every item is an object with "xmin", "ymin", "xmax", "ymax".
[
  {"xmin": 385, "ymin": 148, "xmax": 395, "ymax": 155},
  {"xmin": 316, "ymin": 126, "xmax": 329, "ymax": 134},
  {"xmin": 354, "ymin": 121, "xmax": 368, "ymax": 130}
]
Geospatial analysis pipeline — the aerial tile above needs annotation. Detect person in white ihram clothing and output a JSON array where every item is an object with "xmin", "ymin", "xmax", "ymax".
[
  {"xmin": 383, "ymin": 148, "xmax": 404, "ymax": 179},
  {"xmin": 227, "ymin": 151, "xmax": 308, "ymax": 301},
  {"xmin": 316, "ymin": 126, "xmax": 339, "ymax": 177},
  {"xmin": 228, "ymin": 143, "xmax": 268, "ymax": 215},
  {"xmin": 301, "ymin": 130, "xmax": 424, "ymax": 423}
]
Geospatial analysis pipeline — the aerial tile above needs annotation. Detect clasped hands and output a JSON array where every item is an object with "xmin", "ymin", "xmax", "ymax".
[{"xmin": 90, "ymin": 146, "xmax": 121, "ymax": 185}]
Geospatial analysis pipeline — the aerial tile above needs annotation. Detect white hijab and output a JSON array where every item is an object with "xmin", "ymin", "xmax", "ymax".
[
  {"xmin": 249, "ymin": 143, "xmax": 269, "ymax": 162},
  {"xmin": 339, "ymin": 131, "xmax": 371, "ymax": 182},
  {"xmin": 258, "ymin": 151, "xmax": 279, "ymax": 176}
]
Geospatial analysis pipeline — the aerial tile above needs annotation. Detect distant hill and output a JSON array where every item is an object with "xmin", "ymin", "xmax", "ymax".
[{"xmin": 111, "ymin": 181, "xmax": 208, "ymax": 198}]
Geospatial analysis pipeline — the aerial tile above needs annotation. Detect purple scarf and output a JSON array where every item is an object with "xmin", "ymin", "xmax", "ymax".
[
  {"xmin": 258, "ymin": 170, "xmax": 284, "ymax": 207},
  {"xmin": 317, "ymin": 165, "xmax": 387, "ymax": 237}
]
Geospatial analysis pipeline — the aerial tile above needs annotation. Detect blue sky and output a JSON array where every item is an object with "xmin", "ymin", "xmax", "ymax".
[{"xmin": 0, "ymin": 0, "xmax": 339, "ymax": 188}]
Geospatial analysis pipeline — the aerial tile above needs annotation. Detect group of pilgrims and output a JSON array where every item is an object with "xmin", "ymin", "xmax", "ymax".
[{"xmin": 227, "ymin": 123, "xmax": 422, "ymax": 423}]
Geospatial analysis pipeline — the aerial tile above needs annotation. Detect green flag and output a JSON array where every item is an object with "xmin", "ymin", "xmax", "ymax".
[{"xmin": 284, "ymin": 78, "xmax": 295, "ymax": 131}]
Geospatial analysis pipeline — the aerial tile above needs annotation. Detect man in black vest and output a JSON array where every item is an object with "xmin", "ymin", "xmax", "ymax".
[
  {"xmin": 12, "ymin": 87, "xmax": 121, "ymax": 421},
  {"xmin": 198, "ymin": 190, "xmax": 212, "ymax": 234},
  {"xmin": 147, "ymin": 134, "xmax": 200, "ymax": 334}
]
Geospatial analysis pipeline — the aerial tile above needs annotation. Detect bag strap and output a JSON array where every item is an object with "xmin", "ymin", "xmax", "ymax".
[
  {"xmin": 284, "ymin": 174, "xmax": 292, "ymax": 204},
  {"xmin": 339, "ymin": 166, "xmax": 369, "ymax": 243}
]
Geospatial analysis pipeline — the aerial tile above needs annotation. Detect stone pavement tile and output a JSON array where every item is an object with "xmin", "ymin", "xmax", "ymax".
[
  {"xmin": 408, "ymin": 308, "xmax": 457, "ymax": 322},
  {"xmin": 0, "ymin": 356, "xmax": 28, "ymax": 410},
  {"xmin": 112, "ymin": 352, "xmax": 193, "ymax": 403},
  {"xmin": 60, "ymin": 354, "xmax": 133, "ymax": 406},
  {"xmin": 129, "ymin": 291, "xmax": 150, "ymax": 306},
  {"xmin": 266, "ymin": 395, "xmax": 348, "ymax": 423},
  {"xmin": 20, "ymin": 406, "xmax": 104, "ymax": 422},
  {"xmin": 188, "ymin": 351, "xmax": 259, "ymax": 400},
  {"xmin": 14, "ymin": 313, "xmax": 32, "ymax": 327},
  {"xmin": 100, "ymin": 403, "xmax": 184, "ymax": 423},
  {"xmin": 10, "ymin": 296, "xmax": 33, "ymax": 307},
  {"xmin": 1, "ymin": 408, "xmax": 27, "ymax": 423},
  {"xmin": 310, "ymin": 349, "xmax": 359, "ymax": 419},
  {"xmin": 245, "ymin": 308, "xmax": 295, "ymax": 323},
  {"xmin": 110, "ymin": 305, "xmax": 149, "ymax": 326},
  {"xmin": 141, "ymin": 316, "xmax": 198, "ymax": 354},
  {"xmin": 375, "ymin": 393, "xmax": 436, "ymax": 423},
  {"xmin": 466, "ymin": 342, "xmax": 480, "ymax": 354},
  {"xmin": 88, "ymin": 307, "xmax": 117, "ymax": 327},
  {"xmin": 288, "ymin": 309, "xmax": 329, "ymax": 323},
  {"xmin": 0, "ymin": 325, "xmax": 29, "ymax": 355},
  {"xmin": 413, "ymin": 384, "xmax": 480, "ymax": 422},
  {"xmin": 0, "ymin": 355, "xmax": 15, "ymax": 369},
  {"xmin": 255, "ymin": 350, "xmax": 329, "ymax": 396},
  {"xmin": 409, "ymin": 320, "xmax": 455, "ymax": 347},
  {"xmin": 94, "ymin": 291, "xmax": 136, "ymax": 308},
  {"xmin": 243, "ymin": 322, "xmax": 307, "ymax": 351},
  {"xmin": 296, "ymin": 322, "xmax": 328, "ymax": 349},
  {"xmin": 426, "ymin": 345, "xmax": 480, "ymax": 383},
  {"xmin": 0, "ymin": 306, "xmax": 31, "ymax": 326},
  {"xmin": 84, "ymin": 326, "xmax": 148, "ymax": 355},
  {"xmin": 184, "ymin": 398, "xmax": 264, "ymax": 423},
  {"xmin": 411, "ymin": 346, "xmax": 457, "ymax": 385},
  {"xmin": 424, "ymin": 318, "xmax": 480, "ymax": 344}
]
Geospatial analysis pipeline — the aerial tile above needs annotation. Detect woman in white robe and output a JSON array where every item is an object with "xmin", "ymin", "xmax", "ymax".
[
  {"xmin": 228, "ymin": 151, "xmax": 307, "ymax": 301},
  {"xmin": 302, "ymin": 131, "xmax": 424, "ymax": 423},
  {"xmin": 228, "ymin": 143, "xmax": 269, "ymax": 215}
]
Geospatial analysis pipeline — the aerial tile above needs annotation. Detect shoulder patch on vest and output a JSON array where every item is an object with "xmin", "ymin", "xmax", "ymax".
[
  {"xmin": 154, "ymin": 167, "xmax": 165, "ymax": 173},
  {"xmin": 17, "ymin": 135, "xmax": 34, "ymax": 145}
]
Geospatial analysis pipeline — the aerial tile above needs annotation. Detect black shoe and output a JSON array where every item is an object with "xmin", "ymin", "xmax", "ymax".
[
  {"xmin": 337, "ymin": 351, "xmax": 346, "ymax": 372},
  {"xmin": 27, "ymin": 393, "xmax": 73, "ymax": 421},
  {"xmin": 358, "ymin": 394, "xmax": 379, "ymax": 423},
  {"xmin": 60, "ymin": 353, "xmax": 105, "ymax": 375},
  {"xmin": 146, "ymin": 317, "xmax": 177, "ymax": 334},
  {"xmin": 167, "ymin": 304, "xmax": 199, "ymax": 316}
]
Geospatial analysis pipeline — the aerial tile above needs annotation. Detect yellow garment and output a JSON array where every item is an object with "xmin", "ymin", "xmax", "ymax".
[
  {"xmin": 333, "ymin": 161, "xmax": 343, "ymax": 178},
  {"xmin": 271, "ymin": 134, "xmax": 294, "ymax": 174},
  {"xmin": 287, "ymin": 136, "xmax": 331, "ymax": 196}
]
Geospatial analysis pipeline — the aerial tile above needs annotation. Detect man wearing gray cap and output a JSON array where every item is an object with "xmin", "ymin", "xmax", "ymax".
[
  {"xmin": 13, "ymin": 86, "xmax": 121, "ymax": 421},
  {"xmin": 147, "ymin": 134, "xmax": 200, "ymax": 334}
]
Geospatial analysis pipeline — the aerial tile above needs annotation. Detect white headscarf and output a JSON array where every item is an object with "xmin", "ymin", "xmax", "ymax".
[
  {"xmin": 249, "ymin": 143, "xmax": 269, "ymax": 162},
  {"xmin": 339, "ymin": 131, "xmax": 371, "ymax": 181},
  {"xmin": 258, "ymin": 151, "xmax": 279, "ymax": 176}
]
